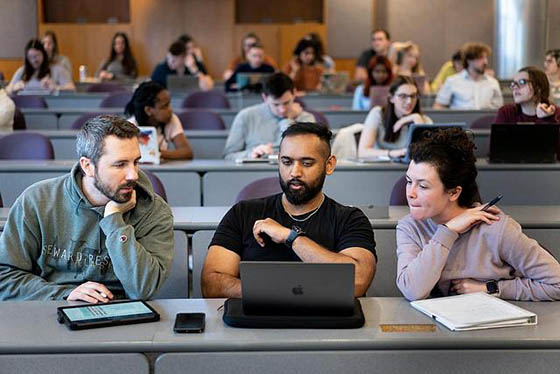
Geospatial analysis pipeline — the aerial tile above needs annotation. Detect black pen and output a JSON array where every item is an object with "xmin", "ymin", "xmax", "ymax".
[{"xmin": 482, "ymin": 195, "xmax": 503, "ymax": 211}]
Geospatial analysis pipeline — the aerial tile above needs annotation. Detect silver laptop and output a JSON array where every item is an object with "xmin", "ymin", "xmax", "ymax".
[
  {"xmin": 167, "ymin": 75, "xmax": 199, "ymax": 94},
  {"xmin": 240, "ymin": 262, "xmax": 355, "ymax": 316},
  {"xmin": 320, "ymin": 72, "xmax": 349, "ymax": 94}
]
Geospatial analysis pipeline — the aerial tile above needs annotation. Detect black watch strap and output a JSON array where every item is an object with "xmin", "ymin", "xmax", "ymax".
[
  {"xmin": 285, "ymin": 226, "xmax": 305, "ymax": 249},
  {"xmin": 486, "ymin": 280, "xmax": 499, "ymax": 295}
]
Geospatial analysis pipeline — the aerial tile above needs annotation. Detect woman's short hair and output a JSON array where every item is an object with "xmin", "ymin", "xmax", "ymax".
[
  {"xmin": 409, "ymin": 127, "xmax": 481, "ymax": 208},
  {"xmin": 519, "ymin": 66, "xmax": 551, "ymax": 105}
]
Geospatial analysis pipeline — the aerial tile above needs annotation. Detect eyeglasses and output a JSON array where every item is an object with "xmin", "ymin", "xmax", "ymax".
[
  {"xmin": 396, "ymin": 93, "xmax": 418, "ymax": 101},
  {"xmin": 510, "ymin": 79, "xmax": 531, "ymax": 89}
]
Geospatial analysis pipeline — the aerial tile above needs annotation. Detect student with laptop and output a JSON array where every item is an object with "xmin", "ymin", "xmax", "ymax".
[
  {"xmin": 203, "ymin": 122, "xmax": 377, "ymax": 298},
  {"xmin": 223, "ymin": 73, "xmax": 315, "ymax": 160},
  {"xmin": 283, "ymin": 38, "xmax": 324, "ymax": 92},
  {"xmin": 494, "ymin": 66, "xmax": 560, "ymax": 124},
  {"xmin": 224, "ymin": 42, "xmax": 275, "ymax": 92},
  {"xmin": 125, "ymin": 81, "xmax": 193, "ymax": 160},
  {"xmin": 0, "ymin": 115, "xmax": 174, "ymax": 301},
  {"xmin": 358, "ymin": 75, "xmax": 432, "ymax": 159},
  {"xmin": 355, "ymin": 29, "xmax": 393, "ymax": 82},
  {"xmin": 396, "ymin": 127, "xmax": 560, "ymax": 301},
  {"xmin": 352, "ymin": 55, "xmax": 394, "ymax": 110},
  {"xmin": 151, "ymin": 41, "xmax": 211, "ymax": 91},
  {"xmin": 223, "ymin": 32, "xmax": 278, "ymax": 81},
  {"xmin": 177, "ymin": 34, "xmax": 214, "ymax": 91}
]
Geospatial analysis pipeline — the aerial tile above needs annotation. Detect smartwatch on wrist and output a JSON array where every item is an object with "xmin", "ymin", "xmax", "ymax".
[
  {"xmin": 285, "ymin": 225, "xmax": 305, "ymax": 249},
  {"xmin": 486, "ymin": 280, "xmax": 499, "ymax": 295}
]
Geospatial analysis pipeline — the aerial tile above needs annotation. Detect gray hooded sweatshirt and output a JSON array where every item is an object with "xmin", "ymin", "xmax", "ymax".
[{"xmin": 0, "ymin": 163, "xmax": 174, "ymax": 300}]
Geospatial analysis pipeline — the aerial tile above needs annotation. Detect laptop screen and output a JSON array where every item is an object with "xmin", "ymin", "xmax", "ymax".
[{"xmin": 490, "ymin": 124, "xmax": 560, "ymax": 163}]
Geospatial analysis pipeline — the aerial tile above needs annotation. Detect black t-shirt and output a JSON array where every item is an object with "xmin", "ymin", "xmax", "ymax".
[
  {"xmin": 210, "ymin": 194, "xmax": 376, "ymax": 261},
  {"xmin": 357, "ymin": 49, "xmax": 376, "ymax": 68}
]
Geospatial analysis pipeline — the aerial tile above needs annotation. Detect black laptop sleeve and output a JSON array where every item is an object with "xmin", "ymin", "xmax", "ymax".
[{"xmin": 222, "ymin": 298, "xmax": 365, "ymax": 329}]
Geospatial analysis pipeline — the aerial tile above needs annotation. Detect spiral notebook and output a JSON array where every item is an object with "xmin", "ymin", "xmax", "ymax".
[{"xmin": 410, "ymin": 292, "xmax": 537, "ymax": 331}]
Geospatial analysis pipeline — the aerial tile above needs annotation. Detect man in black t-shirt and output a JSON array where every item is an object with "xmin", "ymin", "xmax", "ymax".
[
  {"xmin": 355, "ymin": 29, "xmax": 392, "ymax": 82},
  {"xmin": 202, "ymin": 122, "xmax": 377, "ymax": 298}
]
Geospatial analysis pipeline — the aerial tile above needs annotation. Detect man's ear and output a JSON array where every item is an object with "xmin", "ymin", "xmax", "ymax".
[
  {"xmin": 79, "ymin": 157, "xmax": 95, "ymax": 178},
  {"xmin": 448, "ymin": 186, "xmax": 463, "ymax": 203},
  {"xmin": 326, "ymin": 154, "xmax": 337, "ymax": 175},
  {"xmin": 261, "ymin": 93, "xmax": 267, "ymax": 102}
]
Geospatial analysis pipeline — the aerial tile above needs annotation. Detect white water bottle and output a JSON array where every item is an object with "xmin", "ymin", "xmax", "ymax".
[{"xmin": 79, "ymin": 65, "xmax": 87, "ymax": 82}]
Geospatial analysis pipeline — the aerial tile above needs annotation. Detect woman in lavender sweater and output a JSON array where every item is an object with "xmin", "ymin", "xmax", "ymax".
[{"xmin": 396, "ymin": 128, "xmax": 560, "ymax": 301}]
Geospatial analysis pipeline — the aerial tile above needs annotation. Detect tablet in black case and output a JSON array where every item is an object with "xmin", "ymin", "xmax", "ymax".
[{"xmin": 57, "ymin": 300, "xmax": 160, "ymax": 330}]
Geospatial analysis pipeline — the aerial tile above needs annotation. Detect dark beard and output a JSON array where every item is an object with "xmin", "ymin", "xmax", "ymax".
[
  {"xmin": 94, "ymin": 171, "xmax": 136, "ymax": 203},
  {"xmin": 279, "ymin": 173, "xmax": 326, "ymax": 206}
]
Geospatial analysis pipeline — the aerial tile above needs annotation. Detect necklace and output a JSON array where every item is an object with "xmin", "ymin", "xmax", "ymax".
[{"xmin": 284, "ymin": 194, "xmax": 325, "ymax": 222}]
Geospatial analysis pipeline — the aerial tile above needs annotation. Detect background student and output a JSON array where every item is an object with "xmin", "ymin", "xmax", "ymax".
[
  {"xmin": 6, "ymin": 39, "xmax": 75, "ymax": 94},
  {"xmin": 304, "ymin": 33, "xmax": 335, "ymax": 73},
  {"xmin": 358, "ymin": 75, "xmax": 431, "ymax": 159},
  {"xmin": 0, "ymin": 88, "xmax": 15, "ymax": 131},
  {"xmin": 392, "ymin": 42, "xmax": 430, "ymax": 94},
  {"xmin": 125, "ymin": 81, "xmax": 193, "ymax": 160},
  {"xmin": 430, "ymin": 50, "xmax": 463, "ymax": 93},
  {"xmin": 42, "ymin": 30, "xmax": 72, "ymax": 75},
  {"xmin": 177, "ymin": 34, "xmax": 214, "ymax": 90},
  {"xmin": 223, "ymin": 32, "xmax": 277, "ymax": 80},
  {"xmin": 225, "ymin": 42, "xmax": 275, "ymax": 92},
  {"xmin": 283, "ymin": 38, "xmax": 324, "ymax": 92},
  {"xmin": 97, "ymin": 32, "xmax": 138, "ymax": 81},
  {"xmin": 495, "ymin": 66, "xmax": 560, "ymax": 123},
  {"xmin": 396, "ymin": 127, "xmax": 560, "ymax": 301},
  {"xmin": 544, "ymin": 49, "xmax": 560, "ymax": 100},
  {"xmin": 352, "ymin": 55, "xmax": 394, "ymax": 110}
]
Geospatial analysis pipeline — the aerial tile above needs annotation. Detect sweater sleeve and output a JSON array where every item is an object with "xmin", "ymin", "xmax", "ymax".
[
  {"xmin": 99, "ymin": 199, "xmax": 174, "ymax": 300},
  {"xmin": 494, "ymin": 106, "xmax": 508, "ymax": 123},
  {"xmin": 396, "ymin": 219, "xmax": 459, "ymax": 301},
  {"xmin": 496, "ymin": 217, "xmax": 560, "ymax": 301},
  {"xmin": 0, "ymin": 195, "xmax": 74, "ymax": 300},
  {"xmin": 223, "ymin": 110, "xmax": 250, "ymax": 160}
]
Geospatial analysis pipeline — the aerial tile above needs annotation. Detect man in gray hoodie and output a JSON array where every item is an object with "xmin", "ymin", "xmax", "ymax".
[{"xmin": 0, "ymin": 115, "xmax": 174, "ymax": 302}]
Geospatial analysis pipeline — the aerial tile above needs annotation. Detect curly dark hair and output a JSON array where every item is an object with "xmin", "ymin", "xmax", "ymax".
[{"xmin": 409, "ymin": 128, "xmax": 481, "ymax": 207}]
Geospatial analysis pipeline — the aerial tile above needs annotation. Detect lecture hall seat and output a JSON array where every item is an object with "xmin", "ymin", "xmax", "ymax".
[
  {"xmin": 181, "ymin": 91, "xmax": 231, "ymax": 109},
  {"xmin": 99, "ymin": 92, "xmax": 133, "ymax": 108},
  {"xmin": 0, "ymin": 132, "xmax": 54, "ymax": 160},
  {"xmin": 70, "ymin": 112, "xmax": 107, "ymax": 130},
  {"xmin": 10, "ymin": 95, "xmax": 47, "ymax": 109},
  {"xmin": 306, "ymin": 109, "xmax": 329, "ymax": 127},
  {"xmin": 86, "ymin": 82, "xmax": 126, "ymax": 93},
  {"xmin": 141, "ymin": 169, "xmax": 168, "ymax": 202},
  {"xmin": 177, "ymin": 110, "xmax": 226, "ymax": 130},
  {"xmin": 471, "ymin": 114, "xmax": 496, "ymax": 129},
  {"xmin": 389, "ymin": 175, "xmax": 408, "ymax": 206},
  {"xmin": 235, "ymin": 176, "xmax": 281, "ymax": 203},
  {"xmin": 13, "ymin": 107, "xmax": 26, "ymax": 130}
]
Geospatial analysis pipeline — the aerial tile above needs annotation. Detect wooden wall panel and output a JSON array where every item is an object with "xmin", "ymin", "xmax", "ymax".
[
  {"xmin": 279, "ymin": 23, "xmax": 326, "ymax": 69},
  {"xmin": 233, "ymin": 25, "xmax": 281, "ymax": 68},
  {"xmin": 0, "ymin": 60, "xmax": 25, "ymax": 83}
]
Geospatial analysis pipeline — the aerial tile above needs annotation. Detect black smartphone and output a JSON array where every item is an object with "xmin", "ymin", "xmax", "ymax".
[{"xmin": 173, "ymin": 313, "xmax": 205, "ymax": 333}]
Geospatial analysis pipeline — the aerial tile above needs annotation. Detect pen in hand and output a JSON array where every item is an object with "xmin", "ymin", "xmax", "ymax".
[{"xmin": 482, "ymin": 195, "xmax": 503, "ymax": 212}]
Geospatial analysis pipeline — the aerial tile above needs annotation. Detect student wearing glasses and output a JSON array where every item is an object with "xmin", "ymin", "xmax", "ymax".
[
  {"xmin": 396, "ymin": 127, "xmax": 560, "ymax": 301},
  {"xmin": 358, "ymin": 75, "xmax": 432, "ymax": 159},
  {"xmin": 494, "ymin": 66, "xmax": 560, "ymax": 124}
]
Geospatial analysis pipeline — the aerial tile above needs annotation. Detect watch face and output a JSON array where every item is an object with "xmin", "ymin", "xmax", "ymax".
[
  {"xmin": 486, "ymin": 281, "xmax": 498, "ymax": 294},
  {"xmin": 292, "ymin": 225, "xmax": 304, "ymax": 234}
]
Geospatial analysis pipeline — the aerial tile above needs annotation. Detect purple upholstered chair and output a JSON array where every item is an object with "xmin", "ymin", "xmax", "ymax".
[
  {"xmin": 470, "ymin": 114, "xmax": 496, "ymax": 129},
  {"xmin": 10, "ymin": 95, "xmax": 47, "ymax": 109},
  {"xmin": 70, "ymin": 112, "xmax": 107, "ymax": 130},
  {"xmin": 86, "ymin": 82, "xmax": 127, "ymax": 93},
  {"xmin": 182, "ymin": 91, "xmax": 231, "ymax": 109},
  {"xmin": 306, "ymin": 109, "xmax": 329, "ymax": 127},
  {"xmin": 235, "ymin": 176, "xmax": 281, "ymax": 203},
  {"xmin": 141, "ymin": 169, "xmax": 168, "ymax": 202},
  {"xmin": 0, "ymin": 132, "xmax": 54, "ymax": 160},
  {"xmin": 99, "ymin": 92, "xmax": 133, "ymax": 108},
  {"xmin": 13, "ymin": 107, "xmax": 26, "ymax": 130},
  {"xmin": 177, "ymin": 110, "xmax": 226, "ymax": 130},
  {"xmin": 389, "ymin": 175, "xmax": 408, "ymax": 206}
]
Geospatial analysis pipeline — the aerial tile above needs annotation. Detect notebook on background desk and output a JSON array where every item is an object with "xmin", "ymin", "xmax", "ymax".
[{"xmin": 489, "ymin": 123, "xmax": 559, "ymax": 163}]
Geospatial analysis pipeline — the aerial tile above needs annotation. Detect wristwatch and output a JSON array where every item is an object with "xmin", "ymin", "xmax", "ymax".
[
  {"xmin": 486, "ymin": 280, "xmax": 499, "ymax": 295},
  {"xmin": 285, "ymin": 225, "xmax": 305, "ymax": 249}
]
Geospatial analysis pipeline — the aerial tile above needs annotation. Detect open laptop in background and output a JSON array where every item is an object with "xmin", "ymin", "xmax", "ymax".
[
  {"xmin": 240, "ymin": 262, "xmax": 355, "ymax": 316},
  {"xmin": 236, "ymin": 73, "xmax": 273, "ymax": 93},
  {"xmin": 167, "ymin": 75, "xmax": 199, "ymax": 95},
  {"xmin": 368, "ymin": 85, "xmax": 390, "ymax": 108},
  {"xmin": 390, "ymin": 123, "xmax": 467, "ymax": 164},
  {"xmin": 320, "ymin": 72, "xmax": 349, "ymax": 94},
  {"xmin": 489, "ymin": 124, "xmax": 560, "ymax": 163}
]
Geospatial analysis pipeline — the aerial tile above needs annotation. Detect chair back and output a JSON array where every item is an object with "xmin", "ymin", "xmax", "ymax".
[
  {"xmin": 141, "ymin": 169, "xmax": 168, "ymax": 202},
  {"xmin": 177, "ymin": 110, "xmax": 226, "ymax": 130},
  {"xmin": 306, "ymin": 109, "xmax": 329, "ymax": 127},
  {"xmin": 0, "ymin": 132, "xmax": 54, "ymax": 160},
  {"xmin": 192, "ymin": 230, "xmax": 215, "ymax": 298},
  {"xmin": 389, "ymin": 175, "xmax": 408, "ymax": 206},
  {"xmin": 471, "ymin": 114, "xmax": 495, "ymax": 129},
  {"xmin": 70, "ymin": 112, "xmax": 107, "ymax": 130},
  {"xmin": 152, "ymin": 231, "xmax": 189, "ymax": 299},
  {"xmin": 13, "ymin": 107, "xmax": 26, "ymax": 130},
  {"xmin": 11, "ymin": 95, "xmax": 47, "ymax": 109},
  {"xmin": 235, "ymin": 176, "xmax": 281, "ymax": 203},
  {"xmin": 86, "ymin": 83, "xmax": 126, "ymax": 93},
  {"xmin": 99, "ymin": 92, "xmax": 132, "ymax": 108},
  {"xmin": 366, "ymin": 229, "xmax": 401, "ymax": 297},
  {"xmin": 182, "ymin": 91, "xmax": 231, "ymax": 109}
]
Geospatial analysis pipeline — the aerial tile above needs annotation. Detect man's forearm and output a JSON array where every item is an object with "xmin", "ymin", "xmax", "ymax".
[{"xmin": 202, "ymin": 272, "xmax": 241, "ymax": 298}]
